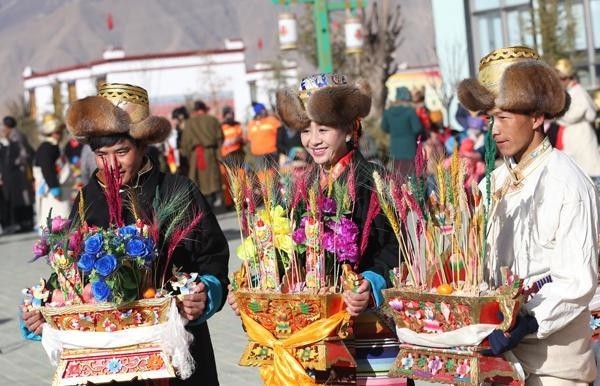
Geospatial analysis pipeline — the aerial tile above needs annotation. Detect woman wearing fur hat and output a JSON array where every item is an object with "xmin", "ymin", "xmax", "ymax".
[
  {"xmin": 554, "ymin": 58, "xmax": 600, "ymax": 177},
  {"xmin": 21, "ymin": 83, "xmax": 230, "ymax": 386},
  {"xmin": 229, "ymin": 73, "xmax": 401, "ymax": 382},
  {"xmin": 33, "ymin": 113, "xmax": 73, "ymax": 231},
  {"xmin": 458, "ymin": 46, "xmax": 599, "ymax": 385}
]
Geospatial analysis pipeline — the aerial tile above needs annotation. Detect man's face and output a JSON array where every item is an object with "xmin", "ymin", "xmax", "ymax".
[
  {"xmin": 94, "ymin": 139, "xmax": 146, "ymax": 186},
  {"xmin": 489, "ymin": 108, "xmax": 541, "ymax": 162}
]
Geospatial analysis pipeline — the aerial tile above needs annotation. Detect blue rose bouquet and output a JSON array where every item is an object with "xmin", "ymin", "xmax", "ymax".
[{"xmin": 77, "ymin": 222, "xmax": 157, "ymax": 303}]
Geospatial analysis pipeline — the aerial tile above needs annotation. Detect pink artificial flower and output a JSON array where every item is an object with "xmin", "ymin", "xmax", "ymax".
[
  {"xmin": 51, "ymin": 289, "xmax": 65, "ymax": 307},
  {"xmin": 32, "ymin": 239, "xmax": 49, "ymax": 257},
  {"xmin": 68, "ymin": 230, "xmax": 83, "ymax": 252},
  {"xmin": 51, "ymin": 216, "xmax": 72, "ymax": 233},
  {"xmin": 82, "ymin": 283, "xmax": 97, "ymax": 304}
]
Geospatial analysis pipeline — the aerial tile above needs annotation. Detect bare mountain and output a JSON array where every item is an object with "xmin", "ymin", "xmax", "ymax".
[{"xmin": 0, "ymin": 0, "xmax": 435, "ymax": 117}]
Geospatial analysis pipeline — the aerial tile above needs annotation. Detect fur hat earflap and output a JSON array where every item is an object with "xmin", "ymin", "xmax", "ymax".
[
  {"xmin": 495, "ymin": 60, "xmax": 567, "ymax": 119},
  {"xmin": 276, "ymin": 87, "xmax": 310, "ymax": 130},
  {"xmin": 457, "ymin": 78, "xmax": 495, "ymax": 113},
  {"xmin": 66, "ymin": 96, "xmax": 130, "ymax": 140},
  {"xmin": 129, "ymin": 115, "xmax": 171, "ymax": 143},
  {"xmin": 65, "ymin": 83, "xmax": 171, "ymax": 144}
]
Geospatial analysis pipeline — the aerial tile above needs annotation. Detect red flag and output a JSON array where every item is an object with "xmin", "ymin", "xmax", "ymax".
[
  {"xmin": 106, "ymin": 12, "xmax": 114, "ymax": 31},
  {"xmin": 257, "ymin": 38, "xmax": 263, "ymax": 50}
]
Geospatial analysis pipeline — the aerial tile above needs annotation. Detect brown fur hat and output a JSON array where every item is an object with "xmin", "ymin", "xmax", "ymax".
[
  {"xmin": 276, "ymin": 73, "xmax": 371, "ymax": 130},
  {"xmin": 65, "ymin": 83, "xmax": 171, "ymax": 144},
  {"xmin": 457, "ymin": 46, "xmax": 568, "ymax": 119}
]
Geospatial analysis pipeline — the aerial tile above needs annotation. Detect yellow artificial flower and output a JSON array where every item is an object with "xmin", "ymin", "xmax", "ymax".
[
  {"xmin": 236, "ymin": 237, "xmax": 257, "ymax": 261},
  {"xmin": 274, "ymin": 234, "xmax": 294, "ymax": 256}
]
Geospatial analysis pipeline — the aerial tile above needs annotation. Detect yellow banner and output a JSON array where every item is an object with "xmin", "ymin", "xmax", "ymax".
[{"xmin": 240, "ymin": 309, "xmax": 349, "ymax": 386}]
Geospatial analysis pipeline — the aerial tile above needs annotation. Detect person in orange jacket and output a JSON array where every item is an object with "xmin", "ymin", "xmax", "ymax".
[
  {"xmin": 220, "ymin": 106, "xmax": 244, "ymax": 208},
  {"xmin": 245, "ymin": 102, "xmax": 281, "ymax": 168}
]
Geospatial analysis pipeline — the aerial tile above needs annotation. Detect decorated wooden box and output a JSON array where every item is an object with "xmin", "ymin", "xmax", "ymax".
[
  {"xmin": 382, "ymin": 286, "xmax": 522, "ymax": 334},
  {"xmin": 389, "ymin": 344, "xmax": 524, "ymax": 386},
  {"xmin": 235, "ymin": 291, "xmax": 356, "ymax": 384},
  {"xmin": 382, "ymin": 287, "xmax": 524, "ymax": 385},
  {"xmin": 40, "ymin": 297, "xmax": 176, "ymax": 385}
]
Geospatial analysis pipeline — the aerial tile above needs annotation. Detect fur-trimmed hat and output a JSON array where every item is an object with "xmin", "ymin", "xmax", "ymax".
[
  {"xmin": 276, "ymin": 73, "xmax": 371, "ymax": 130},
  {"xmin": 555, "ymin": 58, "xmax": 575, "ymax": 78},
  {"xmin": 65, "ymin": 83, "xmax": 171, "ymax": 144},
  {"xmin": 40, "ymin": 113, "xmax": 65, "ymax": 136},
  {"xmin": 457, "ymin": 46, "xmax": 568, "ymax": 119}
]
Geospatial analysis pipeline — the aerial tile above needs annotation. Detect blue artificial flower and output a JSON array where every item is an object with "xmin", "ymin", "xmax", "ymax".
[
  {"xmin": 77, "ymin": 253, "xmax": 96, "ymax": 273},
  {"xmin": 144, "ymin": 237, "xmax": 155, "ymax": 252},
  {"xmin": 92, "ymin": 280, "xmax": 112, "ymax": 302},
  {"xmin": 126, "ymin": 237, "xmax": 149, "ymax": 258},
  {"xmin": 94, "ymin": 254, "xmax": 118, "ymax": 277},
  {"xmin": 118, "ymin": 225, "xmax": 138, "ymax": 238},
  {"xmin": 84, "ymin": 233, "xmax": 104, "ymax": 255},
  {"xmin": 106, "ymin": 358, "xmax": 122, "ymax": 373}
]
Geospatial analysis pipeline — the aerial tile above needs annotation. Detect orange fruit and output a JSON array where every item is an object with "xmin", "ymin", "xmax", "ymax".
[
  {"xmin": 142, "ymin": 287, "xmax": 156, "ymax": 299},
  {"xmin": 436, "ymin": 283, "xmax": 454, "ymax": 295}
]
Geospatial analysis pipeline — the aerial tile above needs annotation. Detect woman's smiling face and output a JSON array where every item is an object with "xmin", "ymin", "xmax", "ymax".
[{"xmin": 300, "ymin": 121, "xmax": 350, "ymax": 168}]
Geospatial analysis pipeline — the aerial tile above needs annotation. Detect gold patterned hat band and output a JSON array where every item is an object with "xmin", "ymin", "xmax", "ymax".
[
  {"xmin": 97, "ymin": 83, "xmax": 149, "ymax": 107},
  {"xmin": 477, "ymin": 46, "xmax": 540, "ymax": 93}
]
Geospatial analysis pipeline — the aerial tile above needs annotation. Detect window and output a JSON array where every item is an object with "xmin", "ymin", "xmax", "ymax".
[
  {"xmin": 477, "ymin": 13, "xmax": 503, "ymax": 55},
  {"xmin": 506, "ymin": 8, "xmax": 534, "ymax": 46},
  {"xmin": 473, "ymin": 0, "xmax": 501, "ymax": 11},
  {"xmin": 590, "ymin": 0, "xmax": 600, "ymax": 48}
]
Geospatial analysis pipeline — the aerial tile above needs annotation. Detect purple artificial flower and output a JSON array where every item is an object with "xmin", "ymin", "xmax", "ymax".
[
  {"xmin": 337, "ymin": 242, "xmax": 359, "ymax": 263},
  {"xmin": 292, "ymin": 227, "xmax": 306, "ymax": 244},
  {"xmin": 322, "ymin": 231, "xmax": 336, "ymax": 253},
  {"xmin": 320, "ymin": 197, "xmax": 337, "ymax": 214},
  {"xmin": 32, "ymin": 239, "xmax": 49, "ymax": 257},
  {"xmin": 51, "ymin": 216, "xmax": 72, "ymax": 233},
  {"xmin": 338, "ymin": 217, "xmax": 359, "ymax": 242}
]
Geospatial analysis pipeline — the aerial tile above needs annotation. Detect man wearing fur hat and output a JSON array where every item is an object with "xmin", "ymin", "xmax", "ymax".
[
  {"xmin": 33, "ymin": 113, "xmax": 73, "ymax": 231},
  {"xmin": 458, "ymin": 46, "xmax": 599, "ymax": 385},
  {"xmin": 21, "ymin": 83, "xmax": 229, "ymax": 386}
]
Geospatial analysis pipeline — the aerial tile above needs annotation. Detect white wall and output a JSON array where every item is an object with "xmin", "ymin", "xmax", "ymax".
[{"xmin": 23, "ymin": 50, "xmax": 296, "ymax": 125}]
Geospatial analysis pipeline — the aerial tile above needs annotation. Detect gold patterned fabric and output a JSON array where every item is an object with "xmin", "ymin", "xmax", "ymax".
[{"xmin": 477, "ymin": 46, "xmax": 539, "ymax": 94}]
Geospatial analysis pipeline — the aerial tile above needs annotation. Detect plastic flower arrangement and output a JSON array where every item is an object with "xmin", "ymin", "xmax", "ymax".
[
  {"xmin": 26, "ymin": 158, "xmax": 203, "ymax": 309},
  {"xmin": 374, "ymin": 141, "xmax": 489, "ymax": 295},
  {"xmin": 226, "ymin": 164, "xmax": 361, "ymax": 294}
]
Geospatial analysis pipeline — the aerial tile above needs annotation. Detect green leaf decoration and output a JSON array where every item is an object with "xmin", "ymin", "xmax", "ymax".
[
  {"xmin": 248, "ymin": 301, "xmax": 262, "ymax": 313},
  {"xmin": 298, "ymin": 302, "xmax": 310, "ymax": 314}
]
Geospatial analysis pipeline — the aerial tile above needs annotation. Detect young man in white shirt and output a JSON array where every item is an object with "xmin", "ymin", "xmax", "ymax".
[{"xmin": 458, "ymin": 46, "xmax": 599, "ymax": 385}]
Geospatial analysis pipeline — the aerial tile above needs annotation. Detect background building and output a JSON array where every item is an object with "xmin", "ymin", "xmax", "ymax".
[
  {"xmin": 433, "ymin": 0, "xmax": 599, "ymax": 89},
  {"xmin": 22, "ymin": 39, "xmax": 297, "ymax": 123}
]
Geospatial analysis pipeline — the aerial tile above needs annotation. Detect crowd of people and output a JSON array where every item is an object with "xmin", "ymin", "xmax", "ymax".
[{"xmin": 14, "ymin": 44, "xmax": 600, "ymax": 386}]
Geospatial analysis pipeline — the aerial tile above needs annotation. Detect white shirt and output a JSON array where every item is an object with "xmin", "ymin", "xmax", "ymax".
[{"xmin": 481, "ymin": 145, "xmax": 599, "ymax": 339}]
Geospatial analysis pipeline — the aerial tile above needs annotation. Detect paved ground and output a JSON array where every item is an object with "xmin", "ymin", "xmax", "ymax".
[
  {"xmin": 0, "ymin": 211, "xmax": 263, "ymax": 386},
  {"xmin": 0, "ymin": 212, "xmax": 433, "ymax": 386}
]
